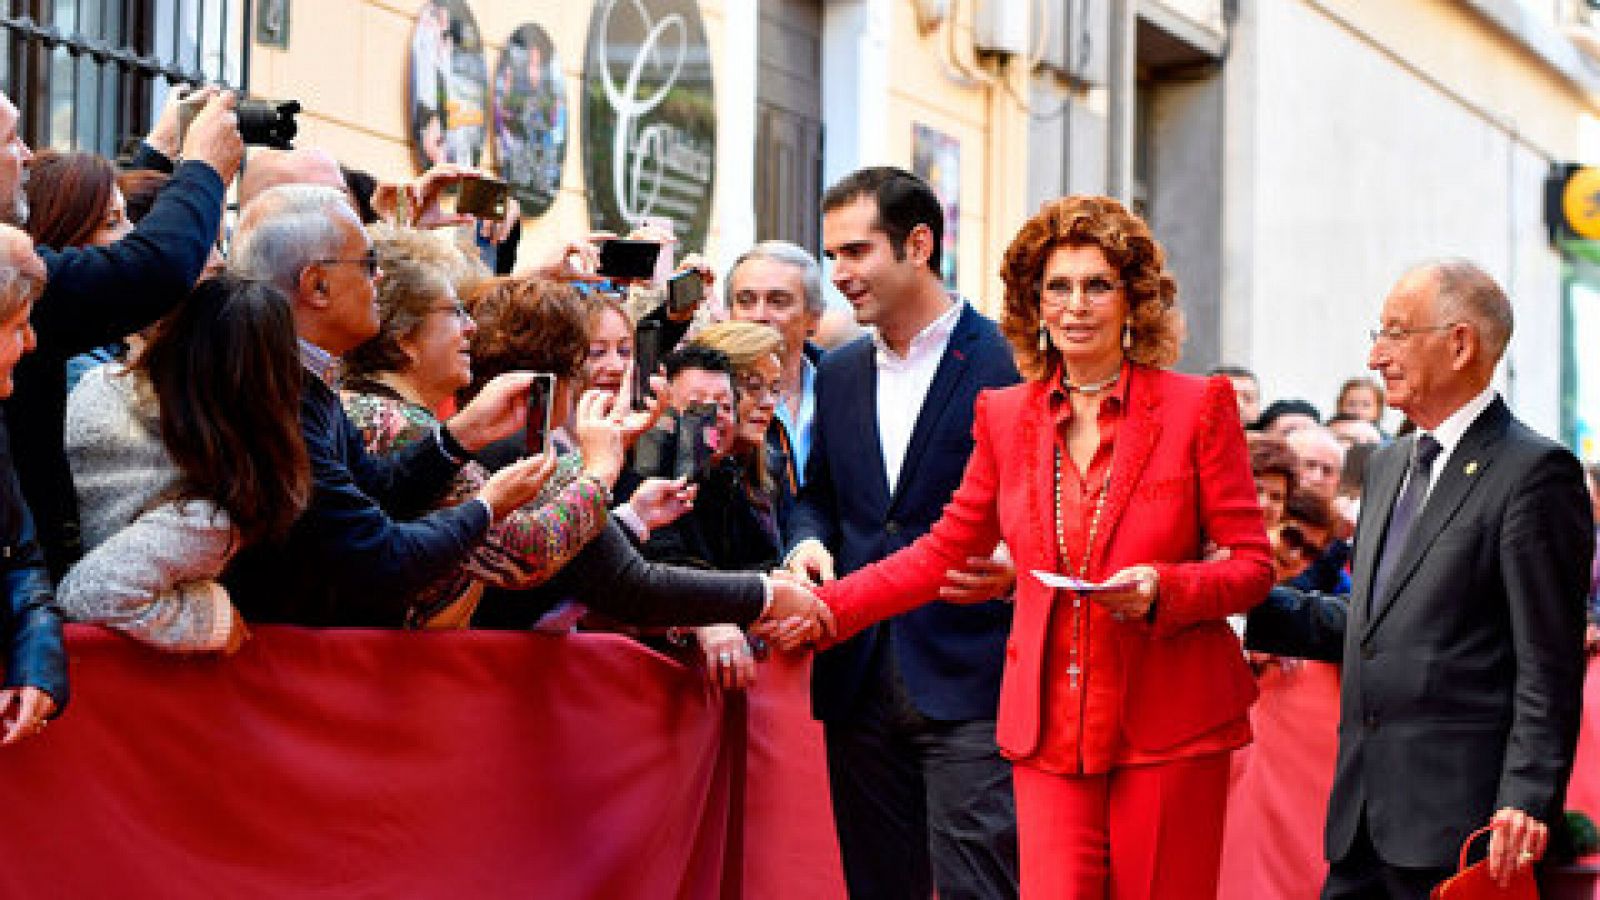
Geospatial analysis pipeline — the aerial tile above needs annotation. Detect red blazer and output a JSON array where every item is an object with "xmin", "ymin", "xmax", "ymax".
[{"xmin": 822, "ymin": 365, "xmax": 1273, "ymax": 762}]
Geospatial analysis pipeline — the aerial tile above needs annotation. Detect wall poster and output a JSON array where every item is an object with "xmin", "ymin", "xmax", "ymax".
[
  {"xmin": 493, "ymin": 24, "xmax": 568, "ymax": 217},
  {"xmin": 912, "ymin": 123, "xmax": 961, "ymax": 291},
  {"xmin": 408, "ymin": 0, "xmax": 490, "ymax": 171}
]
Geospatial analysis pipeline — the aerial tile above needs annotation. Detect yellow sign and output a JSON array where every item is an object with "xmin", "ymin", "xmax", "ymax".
[{"xmin": 1562, "ymin": 167, "xmax": 1600, "ymax": 240}]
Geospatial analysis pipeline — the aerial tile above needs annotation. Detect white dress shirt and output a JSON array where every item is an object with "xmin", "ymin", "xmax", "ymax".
[{"xmin": 874, "ymin": 298, "xmax": 963, "ymax": 492}]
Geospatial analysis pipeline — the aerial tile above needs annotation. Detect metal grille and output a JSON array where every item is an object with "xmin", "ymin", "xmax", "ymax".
[{"xmin": 2, "ymin": 0, "xmax": 250, "ymax": 156}]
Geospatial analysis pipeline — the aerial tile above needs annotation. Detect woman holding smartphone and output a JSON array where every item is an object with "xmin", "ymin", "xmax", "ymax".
[{"xmin": 340, "ymin": 227, "xmax": 615, "ymax": 628}]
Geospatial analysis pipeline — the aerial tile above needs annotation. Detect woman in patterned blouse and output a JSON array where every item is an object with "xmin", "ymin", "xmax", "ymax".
[{"xmin": 340, "ymin": 226, "xmax": 626, "ymax": 628}]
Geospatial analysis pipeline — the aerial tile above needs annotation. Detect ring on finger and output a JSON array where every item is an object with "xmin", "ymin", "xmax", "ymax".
[{"xmin": 1518, "ymin": 851, "xmax": 1534, "ymax": 863}]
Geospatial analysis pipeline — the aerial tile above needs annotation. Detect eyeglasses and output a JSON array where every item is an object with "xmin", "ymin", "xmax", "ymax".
[
  {"xmin": 1038, "ymin": 275, "xmax": 1123, "ymax": 309},
  {"xmin": 429, "ymin": 302, "xmax": 471, "ymax": 321},
  {"xmin": 1367, "ymin": 322, "xmax": 1460, "ymax": 344},
  {"xmin": 737, "ymin": 375, "xmax": 782, "ymax": 402},
  {"xmin": 312, "ymin": 249, "xmax": 381, "ymax": 278}
]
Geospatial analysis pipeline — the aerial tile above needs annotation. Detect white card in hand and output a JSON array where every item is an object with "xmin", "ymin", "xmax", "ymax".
[{"xmin": 1031, "ymin": 570, "xmax": 1115, "ymax": 592}]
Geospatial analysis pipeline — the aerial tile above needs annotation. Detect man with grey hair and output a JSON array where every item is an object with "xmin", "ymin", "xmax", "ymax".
[
  {"xmin": 221, "ymin": 185, "xmax": 552, "ymax": 626},
  {"xmin": 726, "ymin": 240, "xmax": 825, "ymax": 507},
  {"xmin": 1248, "ymin": 259, "xmax": 1593, "ymax": 899}
]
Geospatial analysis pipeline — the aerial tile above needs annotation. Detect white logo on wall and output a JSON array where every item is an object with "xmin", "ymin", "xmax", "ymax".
[{"xmin": 584, "ymin": 0, "xmax": 717, "ymax": 247}]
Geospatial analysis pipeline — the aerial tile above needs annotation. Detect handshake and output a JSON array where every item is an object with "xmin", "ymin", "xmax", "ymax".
[{"xmin": 749, "ymin": 548, "xmax": 842, "ymax": 652}]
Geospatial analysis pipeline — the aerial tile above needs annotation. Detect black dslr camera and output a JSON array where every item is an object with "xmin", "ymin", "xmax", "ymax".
[
  {"xmin": 236, "ymin": 98, "xmax": 301, "ymax": 149},
  {"xmin": 177, "ymin": 90, "xmax": 301, "ymax": 150}
]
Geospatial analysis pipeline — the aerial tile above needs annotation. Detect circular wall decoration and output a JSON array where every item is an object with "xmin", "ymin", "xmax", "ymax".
[
  {"xmin": 582, "ymin": 0, "xmax": 717, "ymax": 248},
  {"xmin": 493, "ymin": 24, "xmax": 568, "ymax": 217},
  {"xmin": 408, "ymin": 0, "xmax": 490, "ymax": 171}
]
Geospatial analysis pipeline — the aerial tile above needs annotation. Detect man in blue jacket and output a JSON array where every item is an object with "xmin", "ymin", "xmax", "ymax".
[
  {"xmin": 220, "ymin": 185, "xmax": 555, "ymax": 625},
  {"xmin": 0, "ymin": 87, "xmax": 243, "ymax": 577},
  {"xmin": 787, "ymin": 167, "xmax": 1020, "ymax": 899}
]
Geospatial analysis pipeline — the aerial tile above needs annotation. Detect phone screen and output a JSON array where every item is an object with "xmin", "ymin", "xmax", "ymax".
[
  {"xmin": 672, "ymin": 402, "xmax": 720, "ymax": 482},
  {"xmin": 632, "ymin": 320, "xmax": 664, "ymax": 412},
  {"xmin": 597, "ymin": 240, "xmax": 662, "ymax": 280},
  {"xmin": 525, "ymin": 373, "xmax": 556, "ymax": 456}
]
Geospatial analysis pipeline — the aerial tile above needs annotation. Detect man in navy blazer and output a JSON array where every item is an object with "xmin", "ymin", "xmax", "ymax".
[
  {"xmin": 788, "ymin": 167, "xmax": 1020, "ymax": 899},
  {"xmin": 221, "ymin": 185, "xmax": 549, "ymax": 626}
]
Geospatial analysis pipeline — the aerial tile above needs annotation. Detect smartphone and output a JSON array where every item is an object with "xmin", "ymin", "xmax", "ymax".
[
  {"xmin": 671, "ymin": 402, "xmax": 720, "ymax": 482},
  {"xmin": 632, "ymin": 320, "xmax": 665, "ymax": 412},
  {"xmin": 455, "ymin": 175, "xmax": 509, "ymax": 220},
  {"xmin": 525, "ymin": 373, "xmax": 557, "ymax": 456},
  {"xmin": 665, "ymin": 270, "xmax": 704, "ymax": 320},
  {"xmin": 1338, "ymin": 441, "xmax": 1376, "ymax": 495},
  {"xmin": 630, "ymin": 422, "xmax": 675, "ymax": 481},
  {"xmin": 174, "ymin": 87, "xmax": 209, "ymax": 150},
  {"xmin": 598, "ymin": 240, "xmax": 663, "ymax": 280}
]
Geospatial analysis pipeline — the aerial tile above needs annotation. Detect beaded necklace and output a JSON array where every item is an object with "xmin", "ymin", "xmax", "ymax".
[{"xmin": 1053, "ymin": 442, "xmax": 1113, "ymax": 691}]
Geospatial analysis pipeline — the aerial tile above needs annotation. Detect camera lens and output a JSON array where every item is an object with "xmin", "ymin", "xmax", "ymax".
[{"xmin": 237, "ymin": 99, "xmax": 301, "ymax": 149}]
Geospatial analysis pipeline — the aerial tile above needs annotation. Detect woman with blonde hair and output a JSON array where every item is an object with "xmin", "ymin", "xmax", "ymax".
[{"xmin": 647, "ymin": 320, "xmax": 786, "ymax": 689}]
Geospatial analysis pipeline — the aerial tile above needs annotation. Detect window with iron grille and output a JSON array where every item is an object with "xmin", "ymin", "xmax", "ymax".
[{"xmin": 2, "ymin": 0, "xmax": 249, "ymax": 157}]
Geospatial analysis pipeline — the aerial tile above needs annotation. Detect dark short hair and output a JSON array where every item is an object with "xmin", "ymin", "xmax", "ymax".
[
  {"xmin": 662, "ymin": 343, "xmax": 734, "ymax": 382},
  {"xmin": 1258, "ymin": 399, "xmax": 1321, "ymax": 430},
  {"xmin": 821, "ymin": 166, "xmax": 943, "ymax": 275},
  {"xmin": 1284, "ymin": 488, "xmax": 1335, "ymax": 533},
  {"xmin": 1249, "ymin": 435, "xmax": 1299, "ymax": 497}
]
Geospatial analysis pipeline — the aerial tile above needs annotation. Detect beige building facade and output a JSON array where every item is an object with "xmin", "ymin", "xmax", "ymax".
[
  {"xmin": 239, "ymin": 0, "xmax": 1037, "ymax": 316},
  {"xmin": 5, "ymin": 0, "xmax": 1596, "ymax": 450}
]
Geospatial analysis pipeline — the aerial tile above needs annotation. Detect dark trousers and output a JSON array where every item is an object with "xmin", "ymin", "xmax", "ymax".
[
  {"xmin": 823, "ymin": 651, "xmax": 1019, "ymax": 900},
  {"xmin": 1322, "ymin": 815, "xmax": 1452, "ymax": 900}
]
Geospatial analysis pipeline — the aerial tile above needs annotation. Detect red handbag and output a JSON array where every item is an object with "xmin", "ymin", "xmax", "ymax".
[{"xmin": 1431, "ymin": 826, "xmax": 1539, "ymax": 899}]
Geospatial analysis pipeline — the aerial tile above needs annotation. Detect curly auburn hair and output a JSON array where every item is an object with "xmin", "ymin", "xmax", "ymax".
[
  {"xmin": 1000, "ymin": 195, "xmax": 1184, "ymax": 380},
  {"xmin": 465, "ymin": 276, "xmax": 590, "ymax": 393}
]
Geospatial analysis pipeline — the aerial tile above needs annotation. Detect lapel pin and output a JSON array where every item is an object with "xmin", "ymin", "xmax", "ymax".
[{"xmin": 1464, "ymin": 461, "xmax": 1479, "ymax": 476}]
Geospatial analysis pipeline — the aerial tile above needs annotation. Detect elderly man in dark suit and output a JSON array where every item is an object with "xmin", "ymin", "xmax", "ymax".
[
  {"xmin": 787, "ymin": 167, "xmax": 1021, "ymax": 899},
  {"xmin": 1248, "ymin": 259, "xmax": 1593, "ymax": 899}
]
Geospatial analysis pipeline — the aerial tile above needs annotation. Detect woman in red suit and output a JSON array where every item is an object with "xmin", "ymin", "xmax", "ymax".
[{"xmin": 814, "ymin": 195, "xmax": 1272, "ymax": 898}]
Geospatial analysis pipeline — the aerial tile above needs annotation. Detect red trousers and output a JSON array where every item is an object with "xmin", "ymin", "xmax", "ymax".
[{"xmin": 1013, "ymin": 752, "xmax": 1234, "ymax": 899}]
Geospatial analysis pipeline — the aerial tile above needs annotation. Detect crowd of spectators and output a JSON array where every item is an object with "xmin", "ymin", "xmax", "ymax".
[
  {"xmin": 0, "ymin": 80, "xmax": 1596, "ymax": 898},
  {"xmin": 0, "ymin": 85, "xmax": 840, "ymax": 745}
]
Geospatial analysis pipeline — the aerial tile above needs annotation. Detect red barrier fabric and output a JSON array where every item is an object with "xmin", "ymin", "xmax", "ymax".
[
  {"xmin": 0, "ymin": 626, "xmax": 846, "ymax": 899},
  {"xmin": 1219, "ymin": 659, "xmax": 1600, "ymax": 900},
  {"xmin": 5, "ymin": 626, "xmax": 1594, "ymax": 899}
]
